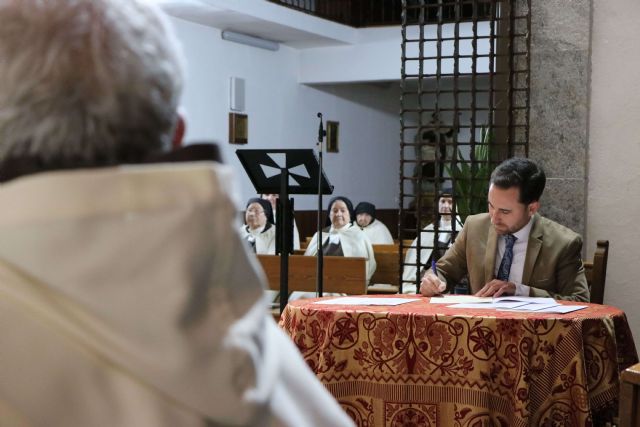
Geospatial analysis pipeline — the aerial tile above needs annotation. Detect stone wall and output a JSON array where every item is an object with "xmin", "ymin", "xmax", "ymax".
[{"xmin": 528, "ymin": 0, "xmax": 591, "ymax": 237}]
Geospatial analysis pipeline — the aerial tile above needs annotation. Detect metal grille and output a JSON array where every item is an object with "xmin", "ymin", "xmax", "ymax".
[{"xmin": 399, "ymin": 0, "xmax": 531, "ymax": 293}]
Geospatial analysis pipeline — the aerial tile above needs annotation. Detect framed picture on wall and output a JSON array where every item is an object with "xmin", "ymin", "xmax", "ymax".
[
  {"xmin": 229, "ymin": 112, "xmax": 248, "ymax": 144},
  {"xmin": 326, "ymin": 120, "xmax": 339, "ymax": 153}
]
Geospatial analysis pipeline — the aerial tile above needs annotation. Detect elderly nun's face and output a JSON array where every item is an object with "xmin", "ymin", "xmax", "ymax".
[
  {"xmin": 245, "ymin": 202, "xmax": 267, "ymax": 230},
  {"xmin": 329, "ymin": 200, "xmax": 351, "ymax": 229},
  {"xmin": 356, "ymin": 213, "xmax": 373, "ymax": 227}
]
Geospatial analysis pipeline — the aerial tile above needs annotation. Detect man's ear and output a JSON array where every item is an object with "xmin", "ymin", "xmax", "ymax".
[
  {"xmin": 171, "ymin": 113, "xmax": 186, "ymax": 150},
  {"xmin": 528, "ymin": 200, "xmax": 540, "ymax": 216}
]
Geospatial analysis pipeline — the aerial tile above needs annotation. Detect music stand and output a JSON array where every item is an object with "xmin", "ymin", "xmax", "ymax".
[{"xmin": 236, "ymin": 149, "xmax": 333, "ymax": 312}]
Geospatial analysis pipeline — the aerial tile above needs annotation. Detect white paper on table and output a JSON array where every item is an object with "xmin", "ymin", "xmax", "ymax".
[
  {"xmin": 530, "ymin": 305, "xmax": 587, "ymax": 313},
  {"xmin": 500, "ymin": 302, "xmax": 561, "ymax": 311},
  {"xmin": 428, "ymin": 295, "xmax": 493, "ymax": 304},
  {"xmin": 446, "ymin": 301, "xmax": 530, "ymax": 310},
  {"xmin": 314, "ymin": 297, "xmax": 420, "ymax": 306},
  {"xmin": 430, "ymin": 296, "xmax": 557, "ymax": 305},
  {"xmin": 493, "ymin": 296, "xmax": 557, "ymax": 305},
  {"xmin": 498, "ymin": 305, "xmax": 587, "ymax": 314}
]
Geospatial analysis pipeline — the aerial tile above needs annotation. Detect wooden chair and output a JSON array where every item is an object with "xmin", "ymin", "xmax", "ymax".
[
  {"xmin": 583, "ymin": 240, "xmax": 609, "ymax": 304},
  {"xmin": 619, "ymin": 362, "xmax": 640, "ymax": 427}
]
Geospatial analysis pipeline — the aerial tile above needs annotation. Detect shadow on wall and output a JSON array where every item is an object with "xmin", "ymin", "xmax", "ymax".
[{"xmin": 307, "ymin": 82, "xmax": 402, "ymax": 115}]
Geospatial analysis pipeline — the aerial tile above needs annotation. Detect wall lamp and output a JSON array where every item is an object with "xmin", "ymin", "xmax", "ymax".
[{"xmin": 221, "ymin": 30, "xmax": 280, "ymax": 51}]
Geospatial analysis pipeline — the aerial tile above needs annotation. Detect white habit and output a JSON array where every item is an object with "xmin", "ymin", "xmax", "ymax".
[
  {"xmin": 304, "ymin": 223, "xmax": 377, "ymax": 282},
  {"xmin": 402, "ymin": 217, "xmax": 463, "ymax": 294},
  {"xmin": 361, "ymin": 219, "xmax": 394, "ymax": 244},
  {"xmin": 239, "ymin": 223, "xmax": 277, "ymax": 254}
]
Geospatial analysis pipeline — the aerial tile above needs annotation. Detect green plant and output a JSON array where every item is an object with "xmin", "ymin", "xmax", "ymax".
[{"xmin": 445, "ymin": 127, "xmax": 492, "ymax": 221}]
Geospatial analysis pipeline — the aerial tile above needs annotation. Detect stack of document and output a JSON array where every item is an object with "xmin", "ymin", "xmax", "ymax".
[
  {"xmin": 429, "ymin": 295, "xmax": 586, "ymax": 313},
  {"xmin": 314, "ymin": 297, "xmax": 421, "ymax": 306}
]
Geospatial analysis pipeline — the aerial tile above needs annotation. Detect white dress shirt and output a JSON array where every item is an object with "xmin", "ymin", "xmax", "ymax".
[{"xmin": 494, "ymin": 216, "xmax": 534, "ymax": 296}]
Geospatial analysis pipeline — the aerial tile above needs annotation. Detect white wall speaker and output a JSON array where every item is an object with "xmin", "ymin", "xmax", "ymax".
[{"xmin": 229, "ymin": 77, "xmax": 245, "ymax": 112}]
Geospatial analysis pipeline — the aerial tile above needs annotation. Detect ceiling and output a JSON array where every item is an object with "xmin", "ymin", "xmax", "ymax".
[{"xmin": 155, "ymin": 0, "xmax": 358, "ymax": 48}]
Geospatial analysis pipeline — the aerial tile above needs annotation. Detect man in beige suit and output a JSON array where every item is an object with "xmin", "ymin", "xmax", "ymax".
[
  {"xmin": 420, "ymin": 158, "xmax": 589, "ymax": 302},
  {"xmin": 0, "ymin": 1, "xmax": 353, "ymax": 426}
]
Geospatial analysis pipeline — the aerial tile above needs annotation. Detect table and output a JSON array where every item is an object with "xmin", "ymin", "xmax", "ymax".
[{"xmin": 280, "ymin": 295, "xmax": 637, "ymax": 427}]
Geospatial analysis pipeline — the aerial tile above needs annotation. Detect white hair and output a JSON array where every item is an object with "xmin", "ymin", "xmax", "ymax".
[{"xmin": 0, "ymin": 0, "xmax": 185, "ymax": 169}]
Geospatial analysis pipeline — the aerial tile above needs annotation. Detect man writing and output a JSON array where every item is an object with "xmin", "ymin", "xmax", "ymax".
[{"xmin": 420, "ymin": 158, "xmax": 590, "ymax": 302}]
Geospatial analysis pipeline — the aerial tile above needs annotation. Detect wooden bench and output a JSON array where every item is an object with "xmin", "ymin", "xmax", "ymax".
[
  {"xmin": 372, "ymin": 244, "xmax": 398, "ymax": 253},
  {"xmin": 259, "ymin": 243, "xmax": 407, "ymax": 297},
  {"xmin": 368, "ymin": 243, "xmax": 409, "ymax": 294},
  {"xmin": 257, "ymin": 254, "xmax": 368, "ymax": 295}
]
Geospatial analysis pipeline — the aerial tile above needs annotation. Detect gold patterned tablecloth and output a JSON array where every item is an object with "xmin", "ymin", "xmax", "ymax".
[{"xmin": 279, "ymin": 296, "xmax": 637, "ymax": 427}]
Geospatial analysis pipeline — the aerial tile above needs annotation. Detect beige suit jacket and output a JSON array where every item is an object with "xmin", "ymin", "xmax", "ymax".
[{"xmin": 437, "ymin": 213, "xmax": 590, "ymax": 301}]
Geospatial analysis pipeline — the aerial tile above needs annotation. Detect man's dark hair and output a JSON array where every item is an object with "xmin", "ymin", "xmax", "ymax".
[{"xmin": 490, "ymin": 158, "xmax": 546, "ymax": 204}]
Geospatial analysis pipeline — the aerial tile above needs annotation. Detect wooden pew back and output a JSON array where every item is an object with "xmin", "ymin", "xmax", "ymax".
[
  {"xmin": 257, "ymin": 254, "xmax": 367, "ymax": 295},
  {"xmin": 371, "ymin": 244, "xmax": 398, "ymax": 253},
  {"xmin": 370, "ymin": 251, "xmax": 402, "ymax": 286},
  {"xmin": 369, "ymin": 244, "xmax": 409, "ymax": 293}
]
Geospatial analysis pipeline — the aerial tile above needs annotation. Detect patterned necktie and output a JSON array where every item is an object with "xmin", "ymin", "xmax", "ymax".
[{"xmin": 497, "ymin": 234, "xmax": 517, "ymax": 281}]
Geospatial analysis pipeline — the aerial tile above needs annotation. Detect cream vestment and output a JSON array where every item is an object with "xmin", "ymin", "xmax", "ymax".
[{"xmin": 0, "ymin": 162, "xmax": 353, "ymax": 427}]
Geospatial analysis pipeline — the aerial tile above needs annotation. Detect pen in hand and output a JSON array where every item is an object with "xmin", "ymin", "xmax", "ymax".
[{"xmin": 429, "ymin": 259, "xmax": 445, "ymax": 296}]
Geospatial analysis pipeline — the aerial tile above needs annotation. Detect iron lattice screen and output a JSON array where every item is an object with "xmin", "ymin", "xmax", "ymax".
[{"xmin": 399, "ymin": 0, "xmax": 531, "ymax": 293}]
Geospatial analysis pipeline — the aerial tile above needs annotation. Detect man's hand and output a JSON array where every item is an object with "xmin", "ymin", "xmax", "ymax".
[
  {"xmin": 474, "ymin": 279, "xmax": 516, "ymax": 297},
  {"xmin": 420, "ymin": 271, "xmax": 446, "ymax": 297}
]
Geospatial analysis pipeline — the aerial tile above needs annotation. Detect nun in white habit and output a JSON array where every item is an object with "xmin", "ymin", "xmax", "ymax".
[
  {"xmin": 261, "ymin": 193, "xmax": 301, "ymax": 250},
  {"xmin": 354, "ymin": 201, "xmax": 394, "ymax": 244},
  {"xmin": 240, "ymin": 198, "xmax": 276, "ymax": 254},
  {"xmin": 304, "ymin": 196, "xmax": 376, "ymax": 282},
  {"xmin": 402, "ymin": 193, "xmax": 463, "ymax": 293}
]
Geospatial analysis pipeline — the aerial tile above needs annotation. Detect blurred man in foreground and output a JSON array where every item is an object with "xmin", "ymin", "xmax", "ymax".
[{"xmin": 0, "ymin": 1, "xmax": 353, "ymax": 426}]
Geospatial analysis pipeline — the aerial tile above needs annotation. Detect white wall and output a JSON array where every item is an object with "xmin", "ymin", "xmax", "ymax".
[
  {"xmin": 171, "ymin": 17, "xmax": 400, "ymax": 210},
  {"xmin": 588, "ymin": 0, "xmax": 640, "ymax": 348},
  {"xmin": 299, "ymin": 23, "xmax": 492, "ymax": 84}
]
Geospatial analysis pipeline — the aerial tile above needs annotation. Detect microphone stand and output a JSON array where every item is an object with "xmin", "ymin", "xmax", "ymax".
[
  {"xmin": 278, "ymin": 168, "xmax": 290, "ymax": 313},
  {"xmin": 316, "ymin": 112, "xmax": 326, "ymax": 297}
]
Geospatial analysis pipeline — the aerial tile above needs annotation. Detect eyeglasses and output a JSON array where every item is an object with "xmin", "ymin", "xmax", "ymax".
[{"xmin": 246, "ymin": 207, "xmax": 265, "ymax": 215}]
